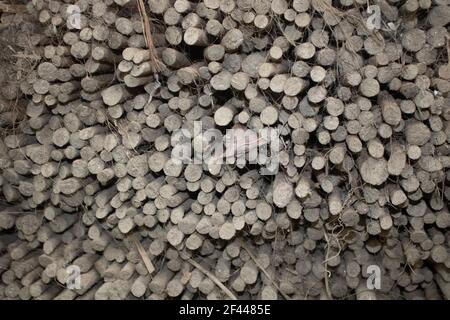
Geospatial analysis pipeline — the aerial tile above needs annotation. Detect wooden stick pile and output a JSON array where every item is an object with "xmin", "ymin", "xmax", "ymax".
[{"xmin": 1, "ymin": 0, "xmax": 450, "ymax": 300}]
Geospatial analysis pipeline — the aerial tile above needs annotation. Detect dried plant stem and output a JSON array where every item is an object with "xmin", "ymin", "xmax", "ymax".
[
  {"xmin": 184, "ymin": 257, "xmax": 238, "ymax": 300},
  {"xmin": 136, "ymin": 0, "xmax": 163, "ymax": 73}
]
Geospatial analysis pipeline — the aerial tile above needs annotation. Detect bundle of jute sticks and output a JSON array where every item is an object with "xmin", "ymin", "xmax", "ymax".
[{"xmin": 1, "ymin": 0, "xmax": 450, "ymax": 300}]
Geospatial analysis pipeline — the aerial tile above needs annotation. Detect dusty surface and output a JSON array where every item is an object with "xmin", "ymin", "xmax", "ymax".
[{"xmin": 0, "ymin": 0, "xmax": 450, "ymax": 300}]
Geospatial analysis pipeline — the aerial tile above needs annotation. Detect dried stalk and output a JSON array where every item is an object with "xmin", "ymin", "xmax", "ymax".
[{"xmin": 136, "ymin": 0, "xmax": 163, "ymax": 73}]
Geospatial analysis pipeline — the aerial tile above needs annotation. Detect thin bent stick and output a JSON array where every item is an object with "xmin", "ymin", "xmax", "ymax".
[
  {"xmin": 134, "ymin": 238, "xmax": 155, "ymax": 276},
  {"xmin": 136, "ymin": 0, "xmax": 163, "ymax": 73},
  {"xmin": 323, "ymin": 232, "xmax": 333, "ymax": 299},
  {"xmin": 240, "ymin": 242, "xmax": 291, "ymax": 300},
  {"xmin": 185, "ymin": 257, "xmax": 238, "ymax": 300}
]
